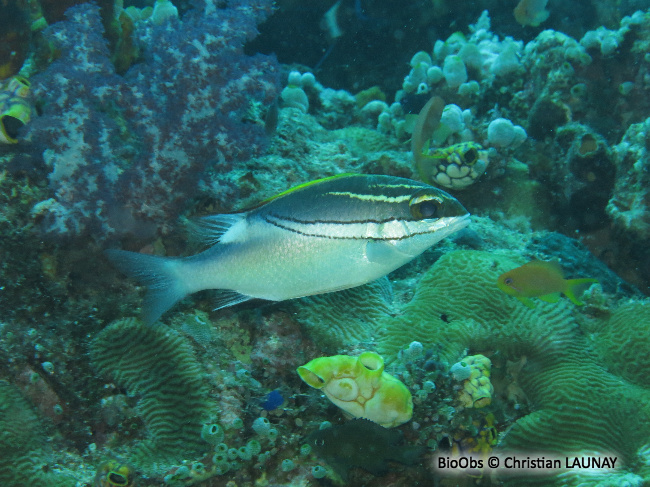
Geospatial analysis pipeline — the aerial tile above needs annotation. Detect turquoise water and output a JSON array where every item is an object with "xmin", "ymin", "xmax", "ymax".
[{"xmin": 0, "ymin": 0, "xmax": 649, "ymax": 485}]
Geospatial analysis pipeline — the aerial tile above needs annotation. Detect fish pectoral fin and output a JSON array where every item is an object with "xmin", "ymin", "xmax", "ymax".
[
  {"xmin": 365, "ymin": 240, "xmax": 404, "ymax": 263},
  {"xmin": 213, "ymin": 289, "xmax": 253, "ymax": 310},
  {"xmin": 189, "ymin": 213, "xmax": 247, "ymax": 246},
  {"xmin": 538, "ymin": 292, "xmax": 561, "ymax": 303},
  {"xmin": 515, "ymin": 296, "xmax": 537, "ymax": 308}
]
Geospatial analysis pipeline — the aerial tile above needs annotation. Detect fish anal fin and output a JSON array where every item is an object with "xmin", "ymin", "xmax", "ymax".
[
  {"xmin": 564, "ymin": 278, "xmax": 599, "ymax": 306},
  {"xmin": 538, "ymin": 292, "xmax": 561, "ymax": 303},
  {"xmin": 213, "ymin": 289, "xmax": 253, "ymax": 310},
  {"xmin": 516, "ymin": 296, "xmax": 536, "ymax": 308}
]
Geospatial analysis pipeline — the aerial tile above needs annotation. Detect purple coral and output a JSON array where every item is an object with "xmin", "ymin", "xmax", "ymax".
[{"xmin": 26, "ymin": 0, "xmax": 280, "ymax": 239}]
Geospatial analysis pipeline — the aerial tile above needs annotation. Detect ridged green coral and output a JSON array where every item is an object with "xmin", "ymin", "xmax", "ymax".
[
  {"xmin": 586, "ymin": 300, "xmax": 650, "ymax": 387},
  {"xmin": 295, "ymin": 278, "xmax": 394, "ymax": 351},
  {"xmin": 0, "ymin": 381, "xmax": 75, "ymax": 486},
  {"xmin": 91, "ymin": 318, "xmax": 213, "ymax": 473},
  {"xmin": 373, "ymin": 250, "xmax": 650, "ymax": 486},
  {"xmin": 297, "ymin": 250, "xmax": 650, "ymax": 485}
]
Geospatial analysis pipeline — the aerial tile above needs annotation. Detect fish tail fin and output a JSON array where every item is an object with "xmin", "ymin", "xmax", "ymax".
[
  {"xmin": 105, "ymin": 249, "xmax": 189, "ymax": 325},
  {"xmin": 564, "ymin": 278, "xmax": 599, "ymax": 306}
]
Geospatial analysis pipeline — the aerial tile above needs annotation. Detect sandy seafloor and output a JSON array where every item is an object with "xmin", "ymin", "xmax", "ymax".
[{"xmin": 0, "ymin": 0, "xmax": 650, "ymax": 486}]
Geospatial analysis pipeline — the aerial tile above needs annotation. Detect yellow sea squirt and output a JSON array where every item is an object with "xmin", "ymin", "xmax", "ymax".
[{"xmin": 297, "ymin": 352, "xmax": 413, "ymax": 428}]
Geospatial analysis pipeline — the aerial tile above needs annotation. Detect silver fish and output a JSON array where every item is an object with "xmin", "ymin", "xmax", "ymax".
[{"xmin": 106, "ymin": 174, "xmax": 469, "ymax": 325}]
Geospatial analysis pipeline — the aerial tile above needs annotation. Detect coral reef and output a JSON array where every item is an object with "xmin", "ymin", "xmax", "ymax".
[
  {"xmin": 24, "ymin": 0, "xmax": 280, "ymax": 238},
  {"xmin": 607, "ymin": 117, "xmax": 650, "ymax": 239},
  {"xmin": 90, "ymin": 318, "xmax": 213, "ymax": 473},
  {"xmin": 1, "ymin": 1, "xmax": 650, "ymax": 486},
  {"xmin": 0, "ymin": 380, "xmax": 76, "ymax": 486}
]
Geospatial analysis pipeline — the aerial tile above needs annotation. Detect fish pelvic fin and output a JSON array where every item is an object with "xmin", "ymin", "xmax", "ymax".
[
  {"xmin": 563, "ymin": 278, "xmax": 599, "ymax": 306},
  {"xmin": 516, "ymin": 296, "xmax": 536, "ymax": 308},
  {"xmin": 538, "ymin": 292, "xmax": 561, "ymax": 304},
  {"xmin": 105, "ymin": 249, "xmax": 188, "ymax": 326}
]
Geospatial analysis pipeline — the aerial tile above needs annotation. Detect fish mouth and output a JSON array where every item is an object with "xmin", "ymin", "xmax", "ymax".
[{"xmin": 431, "ymin": 213, "xmax": 470, "ymax": 235}]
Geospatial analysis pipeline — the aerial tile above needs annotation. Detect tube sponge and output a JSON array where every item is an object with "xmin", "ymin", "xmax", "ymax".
[{"xmin": 442, "ymin": 55, "xmax": 468, "ymax": 89}]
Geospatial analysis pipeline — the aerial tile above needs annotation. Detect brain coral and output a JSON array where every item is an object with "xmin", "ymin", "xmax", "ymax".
[
  {"xmin": 0, "ymin": 380, "xmax": 76, "ymax": 486},
  {"xmin": 585, "ymin": 300, "xmax": 650, "ymax": 388},
  {"xmin": 295, "ymin": 278, "xmax": 394, "ymax": 351},
  {"xmin": 91, "ymin": 318, "xmax": 212, "ymax": 473}
]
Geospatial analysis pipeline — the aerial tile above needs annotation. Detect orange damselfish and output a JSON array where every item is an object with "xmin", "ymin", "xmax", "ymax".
[
  {"xmin": 514, "ymin": 0, "xmax": 550, "ymax": 27},
  {"xmin": 497, "ymin": 260, "xmax": 598, "ymax": 308}
]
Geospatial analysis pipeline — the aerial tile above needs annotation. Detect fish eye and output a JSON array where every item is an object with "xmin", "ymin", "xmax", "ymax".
[
  {"xmin": 504, "ymin": 277, "xmax": 513, "ymax": 286},
  {"xmin": 462, "ymin": 147, "xmax": 479, "ymax": 165},
  {"xmin": 409, "ymin": 192, "xmax": 443, "ymax": 219},
  {"xmin": 107, "ymin": 473, "xmax": 128, "ymax": 486}
]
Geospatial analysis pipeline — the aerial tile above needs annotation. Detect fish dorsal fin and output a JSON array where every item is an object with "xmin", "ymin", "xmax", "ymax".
[
  {"xmin": 528, "ymin": 259, "xmax": 564, "ymax": 276},
  {"xmin": 190, "ymin": 214, "xmax": 246, "ymax": 247},
  {"xmin": 248, "ymin": 173, "xmax": 359, "ymax": 210}
]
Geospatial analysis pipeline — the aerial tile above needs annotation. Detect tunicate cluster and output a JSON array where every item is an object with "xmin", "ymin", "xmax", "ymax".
[
  {"xmin": 402, "ymin": 341, "xmax": 424, "ymax": 361},
  {"xmin": 300, "ymin": 444, "xmax": 312, "ymax": 456},
  {"xmin": 580, "ymin": 27, "xmax": 621, "ymax": 57},
  {"xmin": 311, "ymin": 465, "xmax": 328, "ymax": 479},
  {"xmin": 450, "ymin": 360, "xmax": 472, "ymax": 381},
  {"xmin": 252, "ymin": 416, "xmax": 271, "ymax": 435},
  {"xmin": 281, "ymin": 459, "xmax": 296, "ymax": 472},
  {"xmin": 200, "ymin": 423, "xmax": 224, "ymax": 444},
  {"xmin": 399, "ymin": 11, "xmax": 525, "ymax": 101},
  {"xmin": 280, "ymin": 71, "xmax": 317, "ymax": 113},
  {"xmin": 210, "ymin": 439, "xmax": 263, "ymax": 476},
  {"xmin": 251, "ymin": 416, "xmax": 279, "ymax": 442},
  {"xmin": 41, "ymin": 361, "xmax": 54, "ymax": 375},
  {"xmin": 487, "ymin": 118, "xmax": 527, "ymax": 148}
]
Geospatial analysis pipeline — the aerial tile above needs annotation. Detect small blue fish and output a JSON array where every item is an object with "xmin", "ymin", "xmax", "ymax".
[{"xmin": 261, "ymin": 390, "xmax": 284, "ymax": 411}]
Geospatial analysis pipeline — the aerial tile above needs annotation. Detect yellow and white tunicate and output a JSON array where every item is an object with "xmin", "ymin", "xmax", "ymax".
[
  {"xmin": 451, "ymin": 354, "xmax": 494, "ymax": 408},
  {"xmin": 0, "ymin": 76, "xmax": 33, "ymax": 144},
  {"xmin": 297, "ymin": 352, "xmax": 413, "ymax": 428}
]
